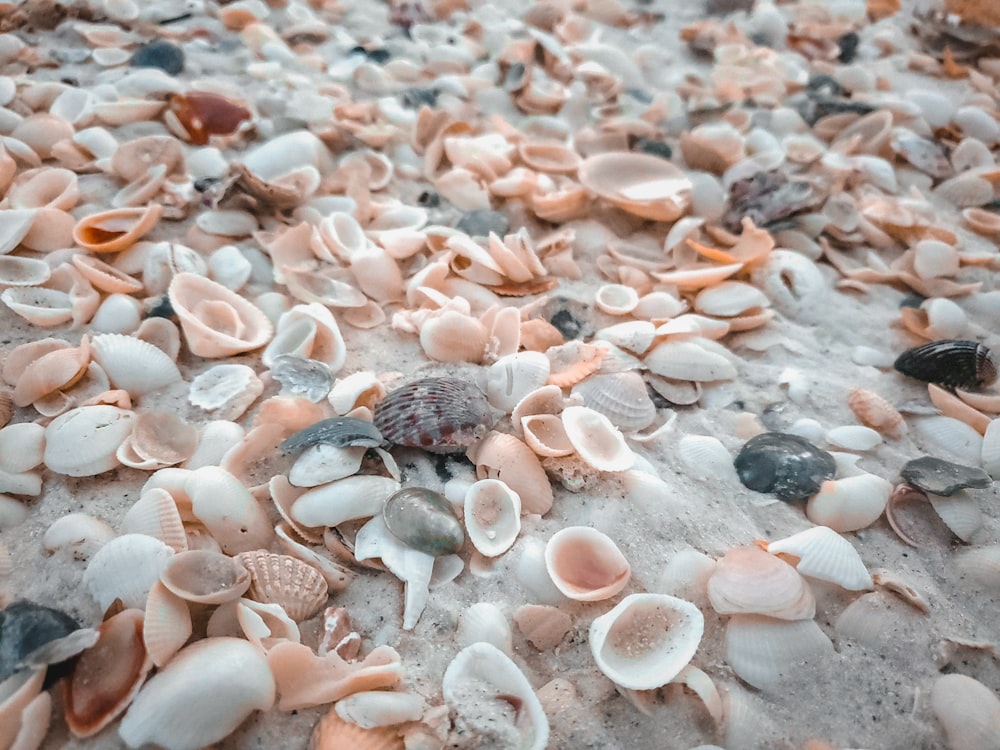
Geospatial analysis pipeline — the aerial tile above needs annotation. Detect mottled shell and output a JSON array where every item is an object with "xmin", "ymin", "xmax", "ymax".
[
  {"xmin": 236, "ymin": 550, "xmax": 329, "ymax": 622},
  {"xmin": 374, "ymin": 377, "xmax": 494, "ymax": 453},
  {"xmin": 894, "ymin": 340, "xmax": 998, "ymax": 389},
  {"xmin": 847, "ymin": 388, "xmax": 906, "ymax": 439}
]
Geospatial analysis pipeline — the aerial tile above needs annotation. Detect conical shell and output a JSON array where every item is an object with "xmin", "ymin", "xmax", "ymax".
[
  {"xmin": 707, "ymin": 545, "xmax": 815, "ymax": 620},
  {"xmin": 168, "ymin": 272, "xmax": 273, "ymax": 358},
  {"xmin": 766, "ymin": 526, "xmax": 873, "ymax": 591},
  {"xmin": 544, "ymin": 526, "xmax": 630, "ymax": 601},
  {"xmin": 236, "ymin": 550, "xmax": 329, "ymax": 622},
  {"xmin": 464, "ymin": 479, "xmax": 521, "ymax": 557},
  {"xmin": 724, "ymin": 614, "xmax": 834, "ymax": 692},
  {"xmin": 930, "ymin": 674, "xmax": 1000, "ymax": 750}
]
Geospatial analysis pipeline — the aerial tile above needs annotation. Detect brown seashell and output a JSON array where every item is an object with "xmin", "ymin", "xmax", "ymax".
[
  {"xmin": 0, "ymin": 389, "xmax": 12, "ymax": 428},
  {"xmin": 309, "ymin": 705, "xmax": 404, "ymax": 750},
  {"xmin": 73, "ymin": 205, "xmax": 163, "ymax": 254},
  {"xmin": 847, "ymin": 388, "xmax": 906, "ymax": 439},
  {"xmin": 236, "ymin": 550, "xmax": 329, "ymax": 622},
  {"xmin": 168, "ymin": 91, "xmax": 252, "ymax": 146},
  {"xmin": 894, "ymin": 339, "xmax": 998, "ymax": 390},
  {"xmin": 578, "ymin": 152, "xmax": 692, "ymax": 222},
  {"xmin": 373, "ymin": 377, "xmax": 494, "ymax": 454}
]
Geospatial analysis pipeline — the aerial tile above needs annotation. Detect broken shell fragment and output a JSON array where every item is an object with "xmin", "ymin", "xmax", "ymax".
[
  {"xmin": 168, "ymin": 272, "xmax": 273, "ymax": 358},
  {"xmin": 894, "ymin": 340, "xmax": 998, "ymax": 390},
  {"xmin": 544, "ymin": 526, "xmax": 630, "ymax": 601},
  {"xmin": 766, "ymin": 526, "xmax": 873, "ymax": 591},
  {"xmin": 734, "ymin": 432, "xmax": 836, "ymax": 502}
]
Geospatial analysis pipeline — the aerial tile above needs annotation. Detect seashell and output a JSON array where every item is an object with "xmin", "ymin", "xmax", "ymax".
[
  {"xmin": 734, "ymin": 432, "xmax": 836, "ymax": 502},
  {"xmin": 0, "ymin": 390, "xmax": 11, "ymax": 429},
  {"xmin": 983, "ymin": 418, "xmax": 1000, "ymax": 478},
  {"xmin": 182, "ymin": 420, "xmax": 245, "ymax": 472},
  {"xmin": 263, "ymin": 304, "xmax": 346, "ymax": 372},
  {"xmin": 589, "ymin": 593, "xmax": 703, "ymax": 691},
  {"xmin": 82, "ymin": 534, "xmax": 175, "ymax": 612},
  {"xmin": 805, "ymin": 473, "xmax": 892, "ymax": 533},
  {"xmin": 928, "ymin": 490, "xmax": 983, "ymax": 543},
  {"xmin": 750, "ymin": 250, "xmax": 825, "ymax": 321},
  {"xmin": 418, "ymin": 311, "xmax": 489, "ymax": 364},
  {"xmin": 44, "ymin": 405, "xmax": 134, "ymax": 477},
  {"xmin": 676, "ymin": 435, "xmax": 739, "ymax": 484},
  {"xmin": 900, "ymin": 456, "xmax": 992, "ymax": 496},
  {"xmin": 270, "ymin": 355, "xmax": 335, "ymax": 404},
  {"xmin": 894, "ymin": 340, "xmax": 998, "ymax": 390},
  {"xmin": 276, "ymin": 523, "xmax": 353, "ymax": 592},
  {"xmin": 73, "ymin": 205, "xmax": 162, "ymax": 254},
  {"xmin": 521, "ymin": 413, "xmax": 574, "ymax": 457},
  {"xmin": 71, "ymin": 255, "xmax": 143, "ymax": 295},
  {"xmin": 121, "ymin": 488, "xmax": 187, "ymax": 552},
  {"xmin": 0, "ymin": 423, "xmax": 43, "ymax": 474},
  {"xmin": 544, "ymin": 526, "xmax": 630, "ymax": 601},
  {"xmin": 335, "ymin": 691, "xmax": 425, "ymax": 732},
  {"xmin": 0, "ymin": 286, "xmax": 75, "ymax": 328},
  {"xmin": 825, "ymin": 425, "xmax": 882, "ymax": 451},
  {"xmin": 168, "ymin": 272, "xmax": 273, "ymax": 358},
  {"xmin": 0, "ymin": 255, "xmax": 50, "ymax": 287},
  {"xmin": 185, "ymin": 466, "xmax": 273, "ymax": 555},
  {"xmin": 89, "ymin": 333, "xmax": 181, "ymax": 398},
  {"xmin": 847, "ymin": 388, "xmax": 906, "ymax": 439},
  {"xmin": 708, "ymin": 545, "xmax": 815, "ymax": 620},
  {"xmin": 236, "ymin": 550, "xmax": 329, "ymax": 622},
  {"xmin": 484, "ymin": 352, "xmax": 551, "ymax": 413},
  {"xmin": 168, "ymin": 91, "xmax": 252, "ymax": 145},
  {"xmin": 594, "ymin": 284, "xmax": 639, "ymax": 316},
  {"xmin": 442, "ymin": 642, "xmax": 549, "ymax": 750},
  {"xmin": 309, "ymin": 707, "xmax": 404, "ymax": 750},
  {"xmin": 455, "ymin": 601, "xmax": 512, "ymax": 655},
  {"xmin": 142, "ymin": 581, "xmax": 192, "ymax": 668},
  {"xmin": 767, "ymin": 526, "xmax": 873, "ymax": 591},
  {"xmin": 118, "ymin": 637, "xmax": 275, "ymax": 750},
  {"xmin": 644, "ymin": 339, "xmax": 737, "ymax": 382},
  {"xmin": 724, "ymin": 614, "xmax": 834, "ymax": 692},
  {"xmin": 281, "ymin": 417, "xmax": 382, "ymax": 456},
  {"xmin": 570, "ymin": 372, "xmax": 656, "ymax": 432},
  {"xmin": 560, "ymin": 405, "xmax": 634, "ymax": 472},
  {"xmin": 291, "ymin": 475, "xmax": 401, "ymax": 528},
  {"xmin": 694, "ymin": 281, "xmax": 769, "ymax": 317},
  {"xmin": 288, "ymin": 445, "xmax": 367, "ymax": 488},
  {"xmin": 0, "ymin": 600, "xmax": 85, "ymax": 683},
  {"xmin": 463, "ymin": 479, "xmax": 521, "ymax": 558},
  {"xmin": 328, "ymin": 371, "xmax": 386, "ymax": 416},
  {"xmin": 473, "ymin": 431, "xmax": 553, "ymax": 515},
  {"xmin": 578, "ymin": 152, "xmax": 691, "ymax": 222},
  {"xmin": 383, "ymin": 487, "xmax": 465, "ymax": 557},
  {"xmin": 911, "ymin": 416, "xmax": 984, "ymax": 464},
  {"xmin": 12, "ymin": 336, "xmax": 91, "ymax": 408},
  {"xmin": 513, "ymin": 604, "xmax": 572, "ymax": 651},
  {"xmin": 963, "ymin": 207, "xmax": 1000, "ymax": 237},
  {"xmin": 188, "ymin": 364, "xmax": 263, "ymax": 422},
  {"xmin": 930, "ymin": 674, "xmax": 1000, "ymax": 750},
  {"xmin": 42, "ymin": 513, "xmax": 116, "ymax": 560},
  {"xmin": 374, "ymin": 377, "xmax": 494, "ymax": 454},
  {"xmin": 160, "ymin": 549, "xmax": 252, "ymax": 605},
  {"xmin": 111, "ymin": 135, "xmax": 185, "ymax": 183},
  {"xmin": 953, "ymin": 545, "xmax": 1000, "ymax": 591},
  {"xmin": 64, "ymin": 608, "xmax": 152, "ymax": 738},
  {"xmin": 208, "ymin": 245, "xmax": 253, "ymax": 291}
]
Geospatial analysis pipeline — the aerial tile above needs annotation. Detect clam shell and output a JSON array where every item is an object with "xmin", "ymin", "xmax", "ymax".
[
  {"xmin": 44, "ymin": 405, "xmax": 134, "ymax": 477},
  {"xmin": 544, "ymin": 526, "xmax": 630, "ymax": 601},
  {"xmin": 694, "ymin": 281, "xmax": 769, "ymax": 317},
  {"xmin": 644, "ymin": 339, "xmax": 737, "ymax": 382},
  {"xmin": 374, "ymin": 377, "xmax": 494, "ymax": 454},
  {"xmin": 263, "ymin": 304, "xmax": 346, "ymax": 372},
  {"xmin": 168, "ymin": 272, "xmax": 273, "ymax": 358},
  {"xmin": 82, "ymin": 533, "xmax": 175, "ymax": 612},
  {"xmin": 464, "ymin": 479, "xmax": 521, "ymax": 558},
  {"xmin": 291, "ymin": 475, "xmax": 401, "ymax": 528},
  {"xmin": 578, "ymin": 152, "xmax": 691, "ymax": 221},
  {"xmin": 455, "ymin": 601, "xmax": 512, "ymax": 655},
  {"xmin": 707, "ymin": 545, "xmax": 815, "ymax": 620},
  {"xmin": 473, "ymin": 431, "xmax": 553, "ymax": 515},
  {"xmin": 289, "ymin": 445, "xmax": 367, "ymax": 488},
  {"xmin": 825, "ymin": 425, "xmax": 882, "ymax": 451},
  {"xmin": 805, "ymin": 474, "xmax": 892, "ymax": 532},
  {"xmin": 0, "ymin": 255, "xmax": 50, "ymax": 287},
  {"xmin": 676, "ymin": 435, "xmax": 739, "ymax": 484},
  {"xmin": 119, "ymin": 638, "xmax": 275, "ymax": 750},
  {"xmin": 930, "ymin": 674, "xmax": 1000, "ymax": 750},
  {"xmin": 570, "ymin": 372, "xmax": 656, "ymax": 431},
  {"xmin": 0, "ymin": 422, "xmax": 44, "ymax": 473},
  {"xmin": 521, "ymin": 414, "xmax": 575, "ymax": 457},
  {"xmin": 309, "ymin": 707, "xmax": 404, "ymax": 750},
  {"xmin": 724, "ymin": 614, "xmax": 834, "ymax": 692},
  {"xmin": 766, "ymin": 526, "xmax": 873, "ymax": 591},
  {"xmin": 953, "ymin": 545, "xmax": 1000, "ymax": 591},
  {"xmin": 12, "ymin": 337, "xmax": 90, "ymax": 408},
  {"xmin": 142, "ymin": 581, "xmax": 192, "ymax": 668},
  {"xmin": 911, "ymin": 416, "xmax": 984, "ymax": 464},
  {"xmin": 73, "ymin": 204, "xmax": 162, "ymax": 254},
  {"xmin": 120, "ymin": 487, "xmax": 187, "ymax": 552},
  {"xmin": 894, "ymin": 340, "xmax": 998, "ymax": 390},
  {"xmin": 235, "ymin": 550, "xmax": 329, "ymax": 622},
  {"xmin": 160, "ymin": 549, "xmax": 252, "ymax": 605},
  {"xmin": 560, "ymin": 405, "xmax": 634, "ymax": 472},
  {"xmin": 185, "ymin": 466, "xmax": 274, "ymax": 554},
  {"xmin": 589, "ymin": 593, "xmax": 703, "ymax": 691},
  {"xmin": 42, "ymin": 513, "xmax": 116, "ymax": 560},
  {"xmin": 281, "ymin": 417, "xmax": 383, "ymax": 455}
]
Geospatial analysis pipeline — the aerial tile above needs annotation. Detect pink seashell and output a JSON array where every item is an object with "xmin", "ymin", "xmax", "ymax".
[{"xmin": 168, "ymin": 272, "xmax": 273, "ymax": 357}]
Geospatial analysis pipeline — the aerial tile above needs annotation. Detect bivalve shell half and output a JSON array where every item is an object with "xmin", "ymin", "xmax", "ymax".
[
  {"xmin": 589, "ymin": 593, "xmax": 703, "ymax": 691},
  {"xmin": 309, "ymin": 707, "xmax": 404, "ymax": 750},
  {"xmin": 766, "ymin": 526, "xmax": 873, "ymax": 591},
  {"xmin": 473, "ymin": 431, "xmax": 553, "ymax": 515},
  {"xmin": 335, "ymin": 691, "xmax": 424, "ymax": 730},
  {"xmin": 644, "ymin": 339, "xmax": 737, "ymax": 382},
  {"xmin": 464, "ymin": 479, "xmax": 521, "ymax": 558},
  {"xmin": 805, "ymin": 474, "xmax": 892, "ymax": 532},
  {"xmin": 894, "ymin": 340, "xmax": 998, "ymax": 390},
  {"xmin": 82, "ymin": 533, "xmax": 175, "ymax": 611},
  {"xmin": 168, "ymin": 272, "xmax": 273, "ymax": 358},
  {"xmin": 724, "ymin": 614, "xmax": 834, "ymax": 692},
  {"xmin": 44, "ymin": 405, "xmax": 134, "ymax": 477},
  {"xmin": 930, "ymin": 673, "xmax": 1000, "ymax": 750},
  {"xmin": 570, "ymin": 372, "xmax": 656, "ymax": 431},
  {"xmin": 73, "ymin": 204, "xmax": 162, "ymax": 254},
  {"xmin": 707, "ymin": 545, "xmax": 815, "ymax": 620},
  {"xmin": 119, "ymin": 637, "xmax": 275, "ymax": 750},
  {"xmin": 160, "ymin": 549, "xmax": 252, "ymax": 605},
  {"xmin": 143, "ymin": 581, "xmax": 192, "ymax": 668},
  {"xmin": 485, "ymin": 352, "xmax": 551, "ymax": 413},
  {"xmin": 560, "ymin": 405, "xmax": 634, "ymax": 472},
  {"xmin": 694, "ymin": 281, "xmax": 769, "ymax": 317},
  {"xmin": 291, "ymin": 475, "xmax": 401, "ymax": 528},
  {"xmin": 544, "ymin": 526, "xmax": 630, "ymax": 601},
  {"xmin": 236, "ymin": 550, "xmax": 329, "ymax": 622},
  {"xmin": 185, "ymin": 466, "xmax": 274, "ymax": 554},
  {"xmin": 578, "ymin": 152, "xmax": 691, "ymax": 222}
]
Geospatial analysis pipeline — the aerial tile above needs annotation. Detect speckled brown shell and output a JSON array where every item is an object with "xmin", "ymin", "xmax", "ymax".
[
  {"xmin": 236, "ymin": 550, "xmax": 329, "ymax": 622},
  {"xmin": 373, "ymin": 377, "xmax": 494, "ymax": 453},
  {"xmin": 847, "ymin": 388, "xmax": 906, "ymax": 439},
  {"xmin": 893, "ymin": 339, "xmax": 998, "ymax": 390}
]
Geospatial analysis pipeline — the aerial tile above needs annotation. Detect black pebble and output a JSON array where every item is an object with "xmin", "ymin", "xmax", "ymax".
[
  {"xmin": 734, "ymin": 432, "xmax": 837, "ymax": 502},
  {"xmin": 129, "ymin": 40, "xmax": 185, "ymax": 76},
  {"xmin": 456, "ymin": 209, "xmax": 509, "ymax": 238},
  {"xmin": 0, "ymin": 600, "xmax": 81, "ymax": 683},
  {"xmin": 838, "ymin": 32, "xmax": 859, "ymax": 64},
  {"xmin": 900, "ymin": 456, "xmax": 992, "ymax": 497}
]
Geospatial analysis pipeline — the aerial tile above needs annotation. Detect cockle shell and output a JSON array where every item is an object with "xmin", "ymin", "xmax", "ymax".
[
  {"xmin": 185, "ymin": 466, "xmax": 273, "ymax": 554},
  {"xmin": 82, "ymin": 533, "xmax": 175, "ymax": 611},
  {"xmin": 805, "ymin": 473, "xmax": 892, "ymax": 532},
  {"xmin": 544, "ymin": 526, "xmax": 630, "ymax": 601},
  {"xmin": 724, "ymin": 614, "xmax": 834, "ymax": 692},
  {"xmin": 485, "ymin": 352, "xmax": 551, "ymax": 413},
  {"xmin": 676, "ymin": 435, "xmax": 739, "ymax": 484},
  {"xmin": 707, "ymin": 545, "xmax": 815, "ymax": 620},
  {"xmin": 464, "ymin": 479, "xmax": 521, "ymax": 558},
  {"xmin": 43, "ymin": 405, "xmax": 134, "ymax": 477},
  {"xmin": 143, "ymin": 581, "xmax": 192, "ymax": 668},
  {"xmin": 89, "ymin": 333, "xmax": 181, "ymax": 397},
  {"xmin": 570, "ymin": 372, "xmax": 656, "ymax": 432},
  {"xmin": 236, "ymin": 550, "xmax": 329, "ymax": 622},
  {"xmin": 472, "ymin": 431, "xmax": 553, "ymax": 515},
  {"xmin": 930, "ymin": 674, "xmax": 1000, "ymax": 750},
  {"xmin": 119, "ymin": 637, "xmax": 275, "ymax": 750},
  {"xmin": 12, "ymin": 336, "xmax": 90, "ymax": 408},
  {"xmin": 168, "ymin": 272, "xmax": 273, "ymax": 357},
  {"xmin": 766, "ymin": 526, "xmax": 873, "ymax": 591},
  {"xmin": 121, "ymin": 487, "xmax": 187, "ymax": 552}
]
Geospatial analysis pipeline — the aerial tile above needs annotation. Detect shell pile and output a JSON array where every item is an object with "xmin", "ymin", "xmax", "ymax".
[{"xmin": 0, "ymin": 0, "xmax": 999, "ymax": 748}]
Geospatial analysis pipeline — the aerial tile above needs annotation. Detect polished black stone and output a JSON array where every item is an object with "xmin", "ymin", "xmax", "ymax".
[
  {"xmin": 900, "ymin": 456, "xmax": 992, "ymax": 497},
  {"xmin": 735, "ymin": 432, "xmax": 836, "ymax": 502},
  {"xmin": 0, "ymin": 600, "xmax": 80, "ymax": 682},
  {"xmin": 129, "ymin": 40, "xmax": 185, "ymax": 76}
]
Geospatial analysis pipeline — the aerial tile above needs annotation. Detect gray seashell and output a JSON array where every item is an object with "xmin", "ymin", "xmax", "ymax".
[
  {"xmin": 894, "ymin": 340, "xmax": 998, "ymax": 390},
  {"xmin": 280, "ymin": 417, "xmax": 383, "ymax": 456},
  {"xmin": 899, "ymin": 456, "xmax": 992, "ymax": 497},
  {"xmin": 571, "ymin": 372, "xmax": 656, "ymax": 431},
  {"xmin": 383, "ymin": 486, "xmax": 464, "ymax": 556},
  {"xmin": 0, "ymin": 600, "xmax": 87, "ymax": 682},
  {"xmin": 374, "ymin": 377, "xmax": 494, "ymax": 453},
  {"xmin": 734, "ymin": 432, "xmax": 836, "ymax": 502},
  {"xmin": 269, "ymin": 355, "xmax": 335, "ymax": 403}
]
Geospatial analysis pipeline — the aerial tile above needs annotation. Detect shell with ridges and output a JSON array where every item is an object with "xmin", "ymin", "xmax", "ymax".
[
  {"xmin": 766, "ymin": 526, "xmax": 873, "ymax": 591},
  {"xmin": 724, "ymin": 614, "xmax": 834, "ymax": 692},
  {"xmin": 120, "ymin": 487, "xmax": 187, "ymax": 552},
  {"xmin": 894, "ymin": 340, "xmax": 998, "ymax": 390},
  {"xmin": 143, "ymin": 580, "xmax": 192, "ymax": 668},
  {"xmin": 847, "ymin": 388, "xmax": 906, "ymax": 438},
  {"xmin": 82, "ymin": 533, "xmax": 175, "ymax": 611},
  {"xmin": 236, "ymin": 550, "xmax": 329, "ymax": 622},
  {"xmin": 570, "ymin": 372, "xmax": 656, "ymax": 432},
  {"xmin": 309, "ymin": 707, "xmax": 404, "ymax": 750},
  {"xmin": 707, "ymin": 545, "xmax": 815, "ymax": 620},
  {"xmin": 484, "ymin": 352, "xmax": 551, "ymax": 413}
]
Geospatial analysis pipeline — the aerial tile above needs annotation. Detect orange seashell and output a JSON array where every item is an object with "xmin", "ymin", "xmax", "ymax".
[
  {"xmin": 309, "ymin": 705, "xmax": 404, "ymax": 750},
  {"xmin": 520, "ymin": 318, "xmax": 564, "ymax": 352},
  {"xmin": 471, "ymin": 430, "xmax": 553, "ymax": 515},
  {"xmin": 927, "ymin": 383, "xmax": 991, "ymax": 435},
  {"xmin": 578, "ymin": 152, "xmax": 692, "ymax": 222},
  {"xmin": 12, "ymin": 335, "xmax": 91, "ymax": 408},
  {"xmin": 168, "ymin": 272, "xmax": 273, "ymax": 357},
  {"xmin": 847, "ymin": 388, "xmax": 906, "ymax": 439},
  {"xmin": 168, "ymin": 92, "xmax": 252, "ymax": 146},
  {"xmin": 73, "ymin": 205, "xmax": 163, "ymax": 254}
]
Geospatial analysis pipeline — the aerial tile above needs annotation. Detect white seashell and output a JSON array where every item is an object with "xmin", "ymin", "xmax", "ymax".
[
  {"xmin": 291, "ymin": 475, "xmax": 400, "ymax": 527},
  {"xmin": 335, "ymin": 691, "xmax": 425, "ymax": 729},
  {"xmin": 750, "ymin": 250, "xmax": 825, "ymax": 321},
  {"xmin": 676, "ymin": 435, "xmax": 738, "ymax": 484},
  {"xmin": 455, "ymin": 602, "xmax": 512, "ymax": 654},
  {"xmin": 724, "ymin": 614, "xmax": 834, "ymax": 692},
  {"xmin": 161, "ymin": 549, "xmax": 252, "ymax": 605},
  {"xmin": 143, "ymin": 580, "xmax": 192, "ymax": 668},
  {"xmin": 184, "ymin": 420, "xmax": 246, "ymax": 470},
  {"xmin": 89, "ymin": 294, "xmax": 142, "ymax": 334},
  {"xmin": 694, "ymin": 281, "xmax": 769, "ymax": 317},
  {"xmin": 595, "ymin": 321, "xmax": 656, "ymax": 356},
  {"xmin": 188, "ymin": 364, "xmax": 263, "ymax": 421},
  {"xmin": 644, "ymin": 339, "xmax": 737, "ymax": 382},
  {"xmin": 262, "ymin": 303, "xmax": 346, "ymax": 372},
  {"xmin": 275, "ymin": 522, "xmax": 353, "ymax": 592},
  {"xmin": 544, "ymin": 526, "xmax": 630, "ymax": 601},
  {"xmin": 594, "ymin": 283, "xmax": 639, "ymax": 315},
  {"xmin": 805, "ymin": 473, "xmax": 892, "ymax": 532},
  {"xmin": 825, "ymin": 424, "xmax": 882, "ymax": 451},
  {"xmin": 42, "ymin": 512, "xmax": 116, "ymax": 560},
  {"xmin": 207, "ymin": 245, "xmax": 253, "ymax": 291},
  {"xmin": 289, "ymin": 445, "xmax": 367, "ymax": 488},
  {"xmin": 185, "ymin": 466, "xmax": 274, "ymax": 554},
  {"xmin": 911, "ymin": 416, "xmax": 983, "ymax": 464},
  {"xmin": 928, "ymin": 490, "xmax": 983, "ymax": 543},
  {"xmin": 589, "ymin": 593, "xmax": 703, "ymax": 690},
  {"xmin": 513, "ymin": 536, "xmax": 567, "ymax": 605},
  {"xmin": 44, "ymin": 405, "xmax": 134, "ymax": 477},
  {"xmin": 120, "ymin": 487, "xmax": 187, "ymax": 552},
  {"xmin": 766, "ymin": 526, "xmax": 873, "ymax": 591},
  {"xmin": 142, "ymin": 242, "xmax": 207, "ymax": 296},
  {"xmin": 521, "ymin": 413, "xmax": 574, "ymax": 457},
  {"xmin": 953, "ymin": 545, "xmax": 1000, "ymax": 591},
  {"xmin": 570, "ymin": 372, "xmax": 656, "ymax": 431},
  {"xmin": 485, "ymin": 351, "xmax": 551, "ymax": 413},
  {"xmin": 982, "ymin": 418, "xmax": 1000, "ymax": 478},
  {"xmin": 0, "ymin": 423, "xmax": 44, "ymax": 473},
  {"xmin": 119, "ymin": 638, "xmax": 275, "ymax": 750},
  {"xmin": 463, "ymin": 479, "xmax": 521, "ymax": 558},
  {"xmin": 655, "ymin": 548, "xmax": 717, "ymax": 605},
  {"xmin": 707, "ymin": 546, "xmax": 814, "ymax": 620},
  {"xmin": 328, "ymin": 371, "xmax": 386, "ymax": 415},
  {"xmin": 560, "ymin": 405, "xmax": 634, "ymax": 471},
  {"xmin": 82, "ymin": 533, "xmax": 175, "ymax": 611},
  {"xmin": 633, "ymin": 290, "xmax": 687, "ymax": 320},
  {"xmin": 90, "ymin": 334, "xmax": 181, "ymax": 396},
  {"xmin": 930, "ymin": 674, "xmax": 1000, "ymax": 750},
  {"xmin": 442, "ymin": 642, "xmax": 548, "ymax": 750},
  {"xmin": 243, "ymin": 130, "xmax": 334, "ymax": 181},
  {"xmin": 197, "ymin": 210, "xmax": 257, "ymax": 238}
]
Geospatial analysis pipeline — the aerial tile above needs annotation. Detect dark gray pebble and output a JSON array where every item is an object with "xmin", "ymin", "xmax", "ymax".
[
  {"xmin": 900, "ymin": 456, "xmax": 993, "ymax": 496},
  {"xmin": 129, "ymin": 40, "xmax": 185, "ymax": 76},
  {"xmin": 734, "ymin": 432, "xmax": 836, "ymax": 502}
]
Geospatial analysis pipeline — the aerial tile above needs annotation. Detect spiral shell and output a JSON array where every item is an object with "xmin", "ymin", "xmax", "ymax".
[
  {"xmin": 894, "ymin": 340, "xmax": 998, "ymax": 390},
  {"xmin": 373, "ymin": 377, "xmax": 494, "ymax": 453}
]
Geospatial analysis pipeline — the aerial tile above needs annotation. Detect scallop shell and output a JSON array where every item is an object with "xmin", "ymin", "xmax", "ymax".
[
  {"xmin": 894, "ymin": 340, "xmax": 998, "ymax": 390},
  {"xmin": 235, "ymin": 550, "xmax": 329, "ymax": 622},
  {"xmin": 589, "ymin": 593, "xmax": 703, "ymax": 691},
  {"xmin": 464, "ymin": 479, "xmax": 521, "ymax": 558},
  {"xmin": 707, "ymin": 545, "xmax": 815, "ymax": 620},
  {"xmin": 724, "ymin": 614, "xmax": 834, "ymax": 692},
  {"xmin": 374, "ymin": 377, "xmax": 494, "ymax": 454},
  {"xmin": 805, "ymin": 474, "xmax": 892, "ymax": 532},
  {"xmin": 766, "ymin": 526, "xmax": 873, "ymax": 591},
  {"xmin": 12, "ymin": 337, "xmax": 91, "ymax": 408},
  {"xmin": 473, "ymin": 431, "xmax": 553, "ymax": 515},
  {"xmin": 930, "ymin": 674, "xmax": 1000, "ymax": 750},
  {"xmin": 560, "ymin": 405, "xmax": 634, "ymax": 472},
  {"xmin": 73, "ymin": 204, "xmax": 162, "ymax": 254},
  {"xmin": 675, "ymin": 435, "xmax": 739, "ymax": 484},
  {"xmin": 309, "ymin": 707, "xmax": 404, "ymax": 750},
  {"xmin": 120, "ymin": 487, "xmax": 187, "ymax": 552},
  {"xmin": 82, "ymin": 533, "xmax": 175, "ymax": 612},
  {"xmin": 570, "ymin": 372, "xmax": 656, "ymax": 431},
  {"xmin": 911, "ymin": 416, "xmax": 984, "ymax": 465},
  {"xmin": 168, "ymin": 272, "xmax": 273, "ymax": 358},
  {"xmin": 142, "ymin": 580, "xmax": 192, "ymax": 668},
  {"xmin": 43, "ymin": 405, "xmax": 134, "ymax": 477},
  {"xmin": 544, "ymin": 526, "xmax": 630, "ymax": 601},
  {"xmin": 847, "ymin": 388, "xmax": 906, "ymax": 439},
  {"xmin": 578, "ymin": 152, "xmax": 691, "ymax": 221}
]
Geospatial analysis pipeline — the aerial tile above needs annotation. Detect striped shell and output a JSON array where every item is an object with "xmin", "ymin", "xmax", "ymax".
[
  {"xmin": 894, "ymin": 340, "xmax": 998, "ymax": 389},
  {"xmin": 236, "ymin": 550, "xmax": 329, "ymax": 622},
  {"xmin": 570, "ymin": 372, "xmax": 656, "ymax": 431},
  {"xmin": 373, "ymin": 377, "xmax": 494, "ymax": 453}
]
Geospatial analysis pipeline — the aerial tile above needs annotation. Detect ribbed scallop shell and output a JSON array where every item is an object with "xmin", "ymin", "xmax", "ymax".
[
  {"xmin": 82, "ymin": 533, "xmax": 175, "ymax": 611},
  {"xmin": 120, "ymin": 487, "xmax": 188, "ymax": 552},
  {"xmin": 570, "ymin": 372, "xmax": 656, "ymax": 431},
  {"xmin": 767, "ymin": 526, "xmax": 873, "ymax": 591},
  {"xmin": 928, "ymin": 490, "xmax": 983, "ymax": 543},
  {"xmin": 236, "ymin": 550, "xmax": 329, "ymax": 622},
  {"xmin": 90, "ymin": 334, "xmax": 181, "ymax": 396},
  {"xmin": 142, "ymin": 580, "xmax": 192, "ymax": 668},
  {"xmin": 707, "ymin": 545, "xmax": 815, "ymax": 620},
  {"xmin": 676, "ymin": 435, "xmax": 739, "ymax": 484},
  {"xmin": 374, "ymin": 377, "xmax": 494, "ymax": 453},
  {"xmin": 724, "ymin": 614, "xmax": 834, "ymax": 692},
  {"xmin": 894, "ymin": 339, "xmax": 998, "ymax": 389}
]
